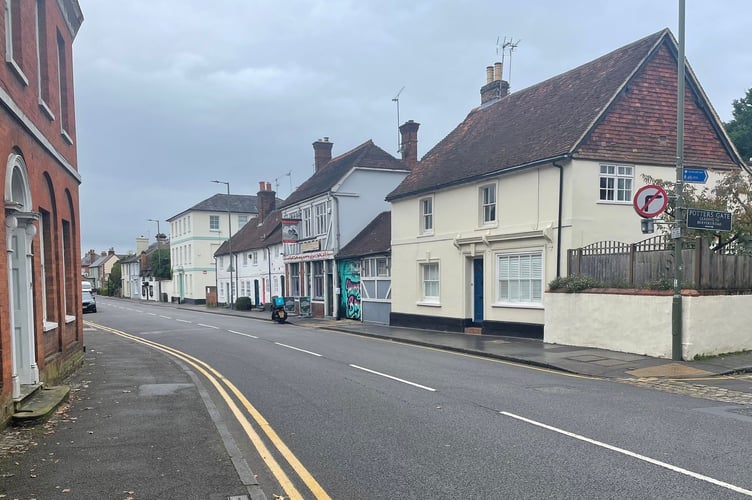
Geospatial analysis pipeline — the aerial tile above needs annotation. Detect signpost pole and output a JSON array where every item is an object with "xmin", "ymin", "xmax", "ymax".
[{"xmin": 672, "ymin": 0, "xmax": 685, "ymax": 361}]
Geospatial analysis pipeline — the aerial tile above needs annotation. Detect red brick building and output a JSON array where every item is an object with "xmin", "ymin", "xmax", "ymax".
[{"xmin": 0, "ymin": 0, "xmax": 84, "ymax": 426}]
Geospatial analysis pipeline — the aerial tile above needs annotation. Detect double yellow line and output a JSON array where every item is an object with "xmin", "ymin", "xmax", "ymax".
[{"xmin": 86, "ymin": 321, "xmax": 330, "ymax": 500}]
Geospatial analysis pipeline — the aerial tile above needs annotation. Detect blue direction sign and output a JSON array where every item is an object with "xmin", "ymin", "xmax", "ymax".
[
  {"xmin": 686, "ymin": 208, "xmax": 732, "ymax": 231},
  {"xmin": 683, "ymin": 167, "xmax": 708, "ymax": 184}
]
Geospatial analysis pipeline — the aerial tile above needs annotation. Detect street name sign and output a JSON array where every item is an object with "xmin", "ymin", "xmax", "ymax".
[
  {"xmin": 683, "ymin": 168, "xmax": 708, "ymax": 184},
  {"xmin": 686, "ymin": 208, "xmax": 732, "ymax": 231},
  {"xmin": 633, "ymin": 184, "xmax": 668, "ymax": 218}
]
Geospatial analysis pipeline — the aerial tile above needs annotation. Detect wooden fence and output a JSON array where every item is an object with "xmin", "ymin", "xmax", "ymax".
[{"xmin": 567, "ymin": 236, "xmax": 752, "ymax": 290}]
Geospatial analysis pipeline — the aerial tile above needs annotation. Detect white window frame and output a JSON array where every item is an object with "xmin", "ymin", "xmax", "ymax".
[
  {"xmin": 599, "ymin": 164, "xmax": 633, "ymax": 203},
  {"xmin": 419, "ymin": 261, "xmax": 440, "ymax": 305},
  {"xmin": 496, "ymin": 251, "xmax": 543, "ymax": 306},
  {"xmin": 5, "ymin": 0, "xmax": 28, "ymax": 85},
  {"xmin": 480, "ymin": 184, "xmax": 497, "ymax": 225},
  {"xmin": 314, "ymin": 202, "xmax": 327, "ymax": 236},
  {"xmin": 209, "ymin": 214, "xmax": 220, "ymax": 231},
  {"xmin": 302, "ymin": 207, "xmax": 312, "ymax": 238},
  {"xmin": 420, "ymin": 196, "xmax": 433, "ymax": 235},
  {"xmin": 35, "ymin": 0, "xmax": 53, "ymax": 119},
  {"xmin": 238, "ymin": 214, "xmax": 248, "ymax": 227}
]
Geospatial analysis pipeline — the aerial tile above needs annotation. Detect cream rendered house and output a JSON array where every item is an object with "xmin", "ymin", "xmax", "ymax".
[
  {"xmin": 386, "ymin": 29, "xmax": 746, "ymax": 338},
  {"xmin": 167, "ymin": 193, "xmax": 258, "ymax": 304}
]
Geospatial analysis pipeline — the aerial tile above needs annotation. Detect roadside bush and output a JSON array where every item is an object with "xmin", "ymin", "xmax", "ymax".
[{"xmin": 235, "ymin": 296, "xmax": 252, "ymax": 310}]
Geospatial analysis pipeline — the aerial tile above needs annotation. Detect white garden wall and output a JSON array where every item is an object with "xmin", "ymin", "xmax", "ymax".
[{"xmin": 544, "ymin": 291, "xmax": 752, "ymax": 359}]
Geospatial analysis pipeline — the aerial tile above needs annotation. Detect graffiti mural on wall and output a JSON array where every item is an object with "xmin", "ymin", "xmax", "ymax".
[{"xmin": 338, "ymin": 260, "xmax": 361, "ymax": 320}]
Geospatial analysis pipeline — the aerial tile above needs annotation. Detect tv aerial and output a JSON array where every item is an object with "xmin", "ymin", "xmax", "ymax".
[
  {"xmin": 392, "ymin": 86, "xmax": 405, "ymax": 153},
  {"xmin": 502, "ymin": 36, "xmax": 521, "ymax": 86}
]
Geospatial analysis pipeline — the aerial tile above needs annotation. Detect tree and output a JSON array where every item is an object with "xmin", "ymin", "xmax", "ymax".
[
  {"xmin": 643, "ymin": 171, "xmax": 752, "ymax": 253},
  {"xmin": 108, "ymin": 261, "xmax": 122, "ymax": 296},
  {"xmin": 725, "ymin": 87, "xmax": 752, "ymax": 162},
  {"xmin": 150, "ymin": 249, "xmax": 171, "ymax": 280}
]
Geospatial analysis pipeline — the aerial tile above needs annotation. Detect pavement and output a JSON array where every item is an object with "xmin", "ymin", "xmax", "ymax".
[
  {"xmin": 2, "ymin": 299, "xmax": 751, "ymax": 499},
  {"xmin": 180, "ymin": 302, "xmax": 752, "ymax": 380}
]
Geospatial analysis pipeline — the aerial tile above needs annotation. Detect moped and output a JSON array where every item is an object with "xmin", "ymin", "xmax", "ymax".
[{"xmin": 271, "ymin": 296, "xmax": 287, "ymax": 324}]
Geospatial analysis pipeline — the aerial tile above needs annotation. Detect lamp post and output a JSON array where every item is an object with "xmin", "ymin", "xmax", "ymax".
[
  {"xmin": 211, "ymin": 180, "xmax": 234, "ymax": 308},
  {"xmin": 148, "ymin": 218, "xmax": 162, "ymax": 302}
]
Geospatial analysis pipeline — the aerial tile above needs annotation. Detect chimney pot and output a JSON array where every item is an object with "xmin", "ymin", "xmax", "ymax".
[
  {"xmin": 266, "ymin": 182, "xmax": 272, "ymax": 191},
  {"xmin": 494, "ymin": 62, "xmax": 502, "ymax": 82},
  {"xmin": 486, "ymin": 66, "xmax": 493, "ymax": 84},
  {"xmin": 259, "ymin": 181, "xmax": 265, "ymax": 191}
]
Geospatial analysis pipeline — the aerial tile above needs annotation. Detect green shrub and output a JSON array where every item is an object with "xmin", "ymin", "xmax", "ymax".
[
  {"xmin": 235, "ymin": 296, "xmax": 252, "ymax": 310},
  {"xmin": 646, "ymin": 278, "xmax": 673, "ymax": 290},
  {"xmin": 548, "ymin": 274, "xmax": 603, "ymax": 292}
]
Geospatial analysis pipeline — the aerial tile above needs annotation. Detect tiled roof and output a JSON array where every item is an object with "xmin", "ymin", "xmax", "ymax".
[
  {"xmin": 337, "ymin": 211, "xmax": 391, "ymax": 259},
  {"xmin": 168, "ymin": 194, "xmax": 259, "ymax": 221},
  {"xmin": 279, "ymin": 140, "xmax": 406, "ymax": 209},
  {"xmin": 215, "ymin": 210, "xmax": 282, "ymax": 256},
  {"xmin": 387, "ymin": 29, "xmax": 744, "ymax": 201}
]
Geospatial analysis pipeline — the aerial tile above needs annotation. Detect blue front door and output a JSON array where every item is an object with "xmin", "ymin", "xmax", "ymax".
[{"xmin": 473, "ymin": 258, "xmax": 484, "ymax": 323}]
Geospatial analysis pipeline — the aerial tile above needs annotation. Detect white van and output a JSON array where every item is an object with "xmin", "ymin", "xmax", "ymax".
[{"xmin": 82, "ymin": 280, "xmax": 93, "ymax": 293}]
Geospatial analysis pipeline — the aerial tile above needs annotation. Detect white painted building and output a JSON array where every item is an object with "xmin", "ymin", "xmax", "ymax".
[
  {"xmin": 280, "ymin": 129, "xmax": 417, "ymax": 318},
  {"xmin": 215, "ymin": 182, "xmax": 285, "ymax": 306},
  {"xmin": 167, "ymin": 193, "xmax": 258, "ymax": 304}
]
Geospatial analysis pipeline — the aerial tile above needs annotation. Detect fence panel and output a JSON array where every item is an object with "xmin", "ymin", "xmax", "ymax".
[{"xmin": 567, "ymin": 237, "xmax": 752, "ymax": 290}]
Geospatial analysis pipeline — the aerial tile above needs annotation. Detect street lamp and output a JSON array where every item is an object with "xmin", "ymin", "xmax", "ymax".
[
  {"xmin": 211, "ymin": 180, "xmax": 234, "ymax": 308},
  {"xmin": 148, "ymin": 218, "xmax": 162, "ymax": 302}
]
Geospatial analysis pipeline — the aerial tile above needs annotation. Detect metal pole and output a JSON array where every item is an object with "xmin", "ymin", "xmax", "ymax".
[
  {"xmin": 148, "ymin": 218, "xmax": 162, "ymax": 302},
  {"xmin": 212, "ymin": 180, "xmax": 233, "ymax": 308},
  {"xmin": 672, "ymin": 0, "xmax": 685, "ymax": 361}
]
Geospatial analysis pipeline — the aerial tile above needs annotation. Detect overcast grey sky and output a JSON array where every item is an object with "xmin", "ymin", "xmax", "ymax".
[{"xmin": 74, "ymin": 0, "xmax": 752, "ymax": 255}]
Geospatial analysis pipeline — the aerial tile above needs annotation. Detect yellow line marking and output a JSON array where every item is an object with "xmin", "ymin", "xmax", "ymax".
[{"xmin": 85, "ymin": 321, "xmax": 331, "ymax": 500}]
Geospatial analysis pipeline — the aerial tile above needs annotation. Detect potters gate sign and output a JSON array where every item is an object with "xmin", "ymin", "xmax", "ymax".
[{"xmin": 686, "ymin": 208, "xmax": 732, "ymax": 231}]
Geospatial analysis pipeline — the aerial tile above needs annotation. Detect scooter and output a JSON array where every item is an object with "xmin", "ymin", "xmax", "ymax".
[{"xmin": 271, "ymin": 296, "xmax": 287, "ymax": 324}]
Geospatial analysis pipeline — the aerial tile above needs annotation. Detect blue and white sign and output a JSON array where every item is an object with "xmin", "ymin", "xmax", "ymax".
[{"xmin": 683, "ymin": 167, "xmax": 708, "ymax": 184}]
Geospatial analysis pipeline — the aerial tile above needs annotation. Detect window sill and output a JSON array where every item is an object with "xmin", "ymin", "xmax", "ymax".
[
  {"xmin": 43, "ymin": 321, "xmax": 58, "ymax": 332},
  {"xmin": 65, "ymin": 315, "xmax": 75, "ymax": 324},
  {"xmin": 416, "ymin": 300, "xmax": 441, "ymax": 307},
  {"xmin": 418, "ymin": 231, "xmax": 434, "ymax": 238},
  {"xmin": 492, "ymin": 302, "xmax": 544, "ymax": 310},
  {"xmin": 61, "ymin": 128, "xmax": 73, "ymax": 145},
  {"xmin": 596, "ymin": 200, "xmax": 632, "ymax": 206},
  {"xmin": 7, "ymin": 59, "xmax": 29, "ymax": 86},
  {"xmin": 39, "ymin": 99, "xmax": 55, "ymax": 121}
]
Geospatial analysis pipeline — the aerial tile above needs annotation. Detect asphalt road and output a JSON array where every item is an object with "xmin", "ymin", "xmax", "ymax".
[{"xmin": 88, "ymin": 298, "xmax": 752, "ymax": 499}]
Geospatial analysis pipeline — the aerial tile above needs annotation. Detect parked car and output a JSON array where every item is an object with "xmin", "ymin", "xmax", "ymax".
[
  {"xmin": 82, "ymin": 291, "xmax": 97, "ymax": 313},
  {"xmin": 82, "ymin": 280, "xmax": 94, "ymax": 294}
]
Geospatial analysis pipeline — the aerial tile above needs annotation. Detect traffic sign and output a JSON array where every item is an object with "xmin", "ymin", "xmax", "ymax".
[
  {"xmin": 633, "ymin": 184, "xmax": 668, "ymax": 218},
  {"xmin": 686, "ymin": 208, "xmax": 732, "ymax": 231},
  {"xmin": 683, "ymin": 168, "xmax": 708, "ymax": 184}
]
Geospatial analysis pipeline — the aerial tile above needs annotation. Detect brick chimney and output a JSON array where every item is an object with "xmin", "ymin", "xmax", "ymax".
[
  {"xmin": 108, "ymin": 247, "xmax": 115, "ymax": 256},
  {"xmin": 313, "ymin": 137, "xmax": 333, "ymax": 172},
  {"xmin": 480, "ymin": 61, "xmax": 509, "ymax": 105},
  {"xmin": 256, "ymin": 180, "xmax": 277, "ymax": 222},
  {"xmin": 399, "ymin": 120, "xmax": 420, "ymax": 170}
]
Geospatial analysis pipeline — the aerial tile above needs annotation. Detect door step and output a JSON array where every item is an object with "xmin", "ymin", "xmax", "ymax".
[
  {"xmin": 11, "ymin": 385, "xmax": 70, "ymax": 427},
  {"xmin": 464, "ymin": 326, "xmax": 482, "ymax": 335}
]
